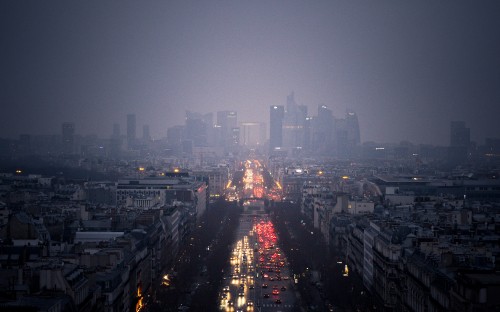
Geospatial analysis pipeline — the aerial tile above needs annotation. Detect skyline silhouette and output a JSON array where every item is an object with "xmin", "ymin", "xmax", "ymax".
[{"xmin": 2, "ymin": 1, "xmax": 500, "ymax": 145}]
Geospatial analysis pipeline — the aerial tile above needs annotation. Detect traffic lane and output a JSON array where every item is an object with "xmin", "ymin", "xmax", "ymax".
[
  {"xmin": 254, "ymin": 244, "xmax": 297, "ymax": 308},
  {"xmin": 223, "ymin": 213, "xmax": 299, "ymax": 311},
  {"xmin": 258, "ymin": 274, "xmax": 295, "ymax": 311},
  {"xmin": 219, "ymin": 218, "xmax": 258, "ymax": 311}
]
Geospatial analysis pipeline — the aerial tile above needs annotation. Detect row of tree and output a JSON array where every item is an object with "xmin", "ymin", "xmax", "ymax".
[
  {"xmin": 272, "ymin": 202, "xmax": 375, "ymax": 311},
  {"xmin": 153, "ymin": 200, "xmax": 240, "ymax": 311}
]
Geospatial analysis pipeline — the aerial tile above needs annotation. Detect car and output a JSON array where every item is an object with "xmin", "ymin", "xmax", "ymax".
[
  {"xmin": 281, "ymin": 286, "xmax": 287, "ymax": 291},
  {"xmin": 275, "ymin": 298, "xmax": 282, "ymax": 304},
  {"xmin": 263, "ymin": 293, "xmax": 270, "ymax": 298},
  {"xmin": 227, "ymin": 300, "xmax": 234, "ymax": 306},
  {"xmin": 238, "ymin": 292, "xmax": 244, "ymax": 297},
  {"xmin": 272, "ymin": 289, "xmax": 280, "ymax": 295},
  {"xmin": 247, "ymin": 300, "xmax": 254, "ymax": 306},
  {"xmin": 262, "ymin": 283, "xmax": 268, "ymax": 288}
]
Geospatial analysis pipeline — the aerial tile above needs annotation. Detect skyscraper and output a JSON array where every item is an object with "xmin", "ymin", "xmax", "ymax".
[
  {"xmin": 270, "ymin": 105, "xmax": 284, "ymax": 152},
  {"xmin": 62, "ymin": 122, "xmax": 75, "ymax": 154},
  {"xmin": 312, "ymin": 104, "xmax": 334, "ymax": 154},
  {"xmin": 282, "ymin": 92, "xmax": 308, "ymax": 150},
  {"xmin": 230, "ymin": 127, "xmax": 240, "ymax": 149},
  {"xmin": 185, "ymin": 111, "xmax": 213, "ymax": 147},
  {"xmin": 167, "ymin": 125, "xmax": 185, "ymax": 155},
  {"xmin": 143, "ymin": 124, "xmax": 151, "ymax": 141},
  {"xmin": 335, "ymin": 110, "xmax": 361, "ymax": 159},
  {"xmin": 450, "ymin": 121, "xmax": 470, "ymax": 147},
  {"xmin": 345, "ymin": 111, "xmax": 361, "ymax": 146},
  {"xmin": 449, "ymin": 121, "xmax": 470, "ymax": 164},
  {"xmin": 127, "ymin": 114, "xmax": 136, "ymax": 149},
  {"xmin": 217, "ymin": 111, "xmax": 237, "ymax": 149},
  {"xmin": 110, "ymin": 123, "xmax": 122, "ymax": 159}
]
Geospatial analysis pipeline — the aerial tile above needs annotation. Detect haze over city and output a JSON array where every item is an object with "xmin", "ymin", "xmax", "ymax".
[
  {"xmin": 2, "ymin": 0, "xmax": 500, "ymax": 145},
  {"xmin": 3, "ymin": 2, "xmax": 500, "ymax": 312}
]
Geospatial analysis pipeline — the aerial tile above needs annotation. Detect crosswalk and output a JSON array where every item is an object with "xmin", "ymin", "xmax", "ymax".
[{"xmin": 260, "ymin": 304, "xmax": 295, "ymax": 308}]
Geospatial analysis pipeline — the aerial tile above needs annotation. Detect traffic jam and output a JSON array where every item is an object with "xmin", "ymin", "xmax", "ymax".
[{"xmin": 219, "ymin": 216, "xmax": 295, "ymax": 311}]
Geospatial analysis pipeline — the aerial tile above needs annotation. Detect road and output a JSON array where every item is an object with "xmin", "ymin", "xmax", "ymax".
[{"xmin": 218, "ymin": 200, "xmax": 300, "ymax": 312}]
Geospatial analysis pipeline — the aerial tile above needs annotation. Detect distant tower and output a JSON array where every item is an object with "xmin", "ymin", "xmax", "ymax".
[
  {"xmin": 336, "ymin": 110, "xmax": 361, "ymax": 159},
  {"xmin": 345, "ymin": 111, "xmax": 361, "ymax": 146},
  {"xmin": 110, "ymin": 123, "xmax": 122, "ymax": 159},
  {"xmin": 217, "ymin": 111, "xmax": 238, "ymax": 149},
  {"xmin": 143, "ymin": 124, "xmax": 151, "ymax": 141},
  {"xmin": 270, "ymin": 105, "xmax": 285, "ymax": 152},
  {"xmin": 185, "ymin": 111, "xmax": 213, "ymax": 147},
  {"xmin": 449, "ymin": 121, "xmax": 470, "ymax": 164},
  {"xmin": 127, "ymin": 114, "xmax": 136, "ymax": 148},
  {"xmin": 167, "ymin": 125, "xmax": 185, "ymax": 155},
  {"xmin": 112, "ymin": 123, "xmax": 121, "ymax": 138},
  {"xmin": 312, "ymin": 104, "xmax": 334, "ymax": 154},
  {"xmin": 230, "ymin": 127, "xmax": 240, "ymax": 149},
  {"xmin": 62, "ymin": 122, "xmax": 75, "ymax": 154},
  {"xmin": 282, "ymin": 92, "xmax": 308, "ymax": 150},
  {"xmin": 450, "ymin": 121, "xmax": 470, "ymax": 147}
]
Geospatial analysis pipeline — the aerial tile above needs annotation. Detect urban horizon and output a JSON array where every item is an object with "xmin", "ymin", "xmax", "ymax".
[{"xmin": 0, "ymin": 95, "xmax": 496, "ymax": 148}]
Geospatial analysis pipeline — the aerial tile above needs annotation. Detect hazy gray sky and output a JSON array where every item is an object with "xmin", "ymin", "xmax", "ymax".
[{"xmin": 1, "ymin": 0, "xmax": 499, "ymax": 145}]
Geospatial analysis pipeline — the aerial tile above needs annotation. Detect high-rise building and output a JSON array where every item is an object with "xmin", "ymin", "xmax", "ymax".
[
  {"xmin": 240, "ymin": 122, "xmax": 260, "ymax": 146},
  {"xmin": 62, "ymin": 122, "xmax": 75, "ymax": 154},
  {"xmin": 345, "ymin": 111, "xmax": 361, "ymax": 146},
  {"xmin": 270, "ymin": 105, "xmax": 285, "ymax": 152},
  {"xmin": 312, "ymin": 104, "xmax": 334, "ymax": 154},
  {"xmin": 336, "ymin": 111, "xmax": 361, "ymax": 159},
  {"xmin": 450, "ymin": 121, "xmax": 470, "ymax": 147},
  {"xmin": 167, "ymin": 125, "xmax": 185, "ymax": 155},
  {"xmin": 127, "ymin": 114, "xmax": 136, "ymax": 148},
  {"xmin": 449, "ymin": 121, "xmax": 470, "ymax": 164},
  {"xmin": 335, "ymin": 118, "xmax": 348, "ymax": 158},
  {"xmin": 216, "ymin": 111, "xmax": 237, "ymax": 149},
  {"xmin": 167, "ymin": 125, "xmax": 184, "ymax": 145},
  {"xmin": 282, "ymin": 92, "xmax": 308, "ymax": 150},
  {"xmin": 185, "ymin": 111, "xmax": 213, "ymax": 148},
  {"xmin": 110, "ymin": 123, "xmax": 122, "ymax": 158},
  {"xmin": 230, "ymin": 127, "xmax": 240, "ymax": 149},
  {"xmin": 143, "ymin": 125, "xmax": 150, "ymax": 141}
]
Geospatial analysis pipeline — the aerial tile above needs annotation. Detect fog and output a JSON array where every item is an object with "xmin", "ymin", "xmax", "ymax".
[{"xmin": 1, "ymin": 0, "xmax": 499, "ymax": 145}]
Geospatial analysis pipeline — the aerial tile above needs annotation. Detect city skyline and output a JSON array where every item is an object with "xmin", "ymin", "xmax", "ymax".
[
  {"xmin": 0, "ymin": 106, "xmax": 488, "ymax": 149},
  {"xmin": 2, "ymin": 1, "xmax": 500, "ymax": 145}
]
